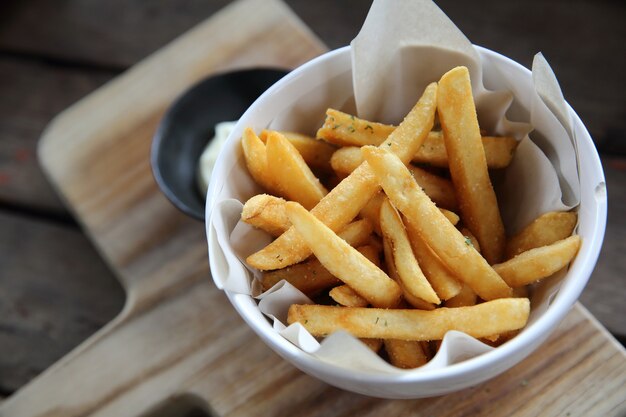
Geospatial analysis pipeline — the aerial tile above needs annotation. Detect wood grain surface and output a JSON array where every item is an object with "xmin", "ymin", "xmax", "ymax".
[{"xmin": 0, "ymin": 0, "xmax": 624, "ymax": 414}]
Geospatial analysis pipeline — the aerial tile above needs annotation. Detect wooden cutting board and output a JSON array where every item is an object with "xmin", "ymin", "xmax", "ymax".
[{"xmin": 3, "ymin": 0, "xmax": 625, "ymax": 416}]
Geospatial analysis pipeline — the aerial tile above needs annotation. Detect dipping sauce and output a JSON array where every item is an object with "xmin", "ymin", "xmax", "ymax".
[{"xmin": 197, "ymin": 121, "xmax": 237, "ymax": 196}]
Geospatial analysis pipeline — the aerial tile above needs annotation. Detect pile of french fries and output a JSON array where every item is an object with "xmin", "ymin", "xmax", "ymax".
[{"xmin": 239, "ymin": 66, "xmax": 581, "ymax": 369}]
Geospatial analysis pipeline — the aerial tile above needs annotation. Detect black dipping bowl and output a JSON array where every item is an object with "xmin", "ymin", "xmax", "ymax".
[{"xmin": 151, "ymin": 68, "xmax": 289, "ymax": 220}]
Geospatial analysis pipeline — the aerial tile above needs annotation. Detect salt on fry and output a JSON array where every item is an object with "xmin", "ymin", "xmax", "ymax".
[
  {"xmin": 493, "ymin": 235, "xmax": 582, "ymax": 287},
  {"xmin": 285, "ymin": 201, "xmax": 402, "ymax": 308},
  {"xmin": 437, "ymin": 66, "xmax": 506, "ymax": 264},
  {"xmin": 265, "ymin": 131, "xmax": 327, "ymax": 209},
  {"xmin": 288, "ymin": 298, "xmax": 530, "ymax": 340},
  {"xmin": 505, "ymin": 211, "xmax": 578, "ymax": 259},
  {"xmin": 246, "ymin": 83, "xmax": 438, "ymax": 270},
  {"xmin": 362, "ymin": 145, "xmax": 512, "ymax": 300}
]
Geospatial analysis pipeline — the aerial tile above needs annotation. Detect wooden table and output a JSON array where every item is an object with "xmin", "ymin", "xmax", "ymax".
[{"xmin": 0, "ymin": 0, "xmax": 624, "ymax": 414}]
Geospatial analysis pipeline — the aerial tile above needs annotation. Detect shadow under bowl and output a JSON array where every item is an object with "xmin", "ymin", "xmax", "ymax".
[{"xmin": 151, "ymin": 68, "xmax": 289, "ymax": 220}]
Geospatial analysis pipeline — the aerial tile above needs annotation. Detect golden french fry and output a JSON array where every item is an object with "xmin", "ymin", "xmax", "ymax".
[
  {"xmin": 331, "ymin": 147, "xmax": 458, "ymax": 210},
  {"xmin": 318, "ymin": 109, "xmax": 517, "ymax": 168},
  {"xmin": 380, "ymin": 198, "xmax": 440, "ymax": 304},
  {"xmin": 240, "ymin": 128, "xmax": 277, "ymax": 193},
  {"xmin": 384, "ymin": 339, "xmax": 429, "ymax": 369},
  {"xmin": 242, "ymin": 194, "xmax": 373, "ymax": 242},
  {"xmin": 260, "ymin": 130, "xmax": 337, "ymax": 173},
  {"xmin": 316, "ymin": 108, "xmax": 395, "ymax": 146},
  {"xmin": 260, "ymin": 221, "xmax": 375, "ymax": 294},
  {"xmin": 265, "ymin": 131, "xmax": 327, "ymax": 210},
  {"xmin": 241, "ymin": 194, "xmax": 289, "ymax": 237},
  {"xmin": 505, "ymin": 211, "xmax": 578, "ymax": 259},
  {"xmin": 413, "ymin": 132, "xmax": 518, "ymax": 169},
  {"xmin": 382, "ymin": 236, "xmax": 436, "ymax": 310},
  {"xmin": 329, "ymin": 245, "xmax": 381, "ymax": 307},
  {"xmin": 329, "ymin": 285, "xmax": 369, "ymax": 307},
  {"xmin": 493, "ymin": 235, "xmax": 582, "ymax": 287},
  {"xmin": 247, "ymin": 83, "xmax": 438, "ymax": 270},
  {"xmin": 404, "ymin": 221, "xmax": 462, "ymax": 300},
  {"xmin": 362, "ymin": 146, "xmax": 511, "ymax": 300},
  {"xmin": 444, "ymin": 283, "xmax": 477, "ymax": 308},
  {"xmin": 438, "ymin": 66, "xmax": 506, "ymax": 264},
  {"xmin": 285, "ymin": 201, "xmax": 402, "ymax": 308},
  {"xmin": 288, "ymin": 298, "xmax": 530, "ymax": 340}
]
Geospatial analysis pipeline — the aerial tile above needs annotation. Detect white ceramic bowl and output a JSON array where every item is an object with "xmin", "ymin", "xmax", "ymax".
[{"xmin": 205, "ymin": 46, "xmax": 607, "ymax": 398}]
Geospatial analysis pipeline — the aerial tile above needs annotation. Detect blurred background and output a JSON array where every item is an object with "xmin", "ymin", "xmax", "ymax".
[{"xmin": 0, "ymin": 0, "xmax": 624, "ymax": 399}]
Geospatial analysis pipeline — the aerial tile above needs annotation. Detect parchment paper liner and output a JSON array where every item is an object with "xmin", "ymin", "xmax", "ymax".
[{"xmin": 207, "ymin": 0, "xmax": 581, "ymax": 373}]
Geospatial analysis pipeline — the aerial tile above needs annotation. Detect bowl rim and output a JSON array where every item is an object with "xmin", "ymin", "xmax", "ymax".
[{"xmin": 206, "ymin": 45, "xmax": 607, "ymax": 387}]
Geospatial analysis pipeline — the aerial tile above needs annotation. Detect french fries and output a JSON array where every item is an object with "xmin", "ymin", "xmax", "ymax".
[
  {"xmin": 494, "ymin": 235, "xmax": 582, "ymax": 287},
  {"xmin": 362, "ymin": 145, "xmax": 512, "ymax": 300},
  {"xmin": 505, "ymin": 211, "xmax": 577, "ymax": 259},
  {"xmin": 331, "ymin": 146, "xmax": 458, "ymax": 210},
  {"xmin": 318, "ymin": 108, "xmax": 517, "ymax": 168},
  {"xmin": 237, "ymin": 66, "xmax": 581, "ymax": 369},
  {"xmin": 288, "ymin": 299, "xmax": 530, "ymax": 340},
  {"xmin": 246, "ymin": 82, "xmax": 438, "ymax": 270},
  {"xmin": 380, "ymin": 198, "xmax": 440, "ymax": 304},
  {"xmin": 265, "ymin": 131, "xmax": 327, "ymax": 209},
  {"xmin": 285, "ymin": 201, "xmax": 402, "ymax": 308},
  {"xmin": 260, "ymin": 130, "xmax": 336, "ymax": 173},
  {"xmin": 438, "ymin": 66, "xmax": 506, "ymax": 264}
]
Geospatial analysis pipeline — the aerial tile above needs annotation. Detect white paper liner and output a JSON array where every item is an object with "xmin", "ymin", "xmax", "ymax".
[{"xmin": 207, "ymin": 0, "xmax": 583, "ymax": 374}]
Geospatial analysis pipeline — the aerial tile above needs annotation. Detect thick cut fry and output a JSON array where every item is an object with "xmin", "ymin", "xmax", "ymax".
[
  {"xmin": 440, "ymin": 209, "xmax": 460, "ymax": 225},
  {"xmin": 505, "ymin": 211, "xmax": 578, "ymax": 259},
  {"xmin": 437, "ymin": 66, "xmax": 506, "ymax": 264},
  {"xmin": 288, "ymin": 298, "xmax": 530, "ymax": 340},
  {"xmin": 242, "ymin": 194, "xmax": 373, "ymax": 241},
  {"xmin": 260, "ymin": 221, "xmax": 375, "ymax": 293},
  {"xmin": 493, "ymin": 235, "xmax": 582, "ymax": 287},
  {"xmin": 405, "ymin": 221, "xmax": 462, "ymax": 300},
  {"xmin": 380, "ymin": 198, "xmax": 440, "ymax": 304},
  {"xmin": 241, "ymin": 194, "xmax": 289, "ymax": 237},
  {"xmin": 384, "ymin": 339, "xmax": 429, "ymax": 369},
  {"xmin": 363, "ymin": 146, "xmax": 512, "ymax": 300},
  {"xmin": 382, "ymin": 236, "xmax": 435, "ymax": 310},
  {"xmin": 318, "ymin": 109, "xmax": 517, "ymax": 168},
  {"xmin": 331, "ymin": 147, "xmax": 458, "ymax": 210},
  {"xmin": 285, "ymin": 202, "xmax": 402, "ymax": 308},
  {"xmin": 240, "ymin": 128, "xmax": 276, "ymax": 193},
  {"xmin": 260, "ymin": 130, "xmax": 336, "ymax": 172},
  {"xmin": 330, "ymin": 245, "xmax": 381, "ymax": 307},
  {"xmin": 329, "ymin": 285, "xmax": 369, "ymax": 307},
  {"xmin": 265, "ymin": 131, "xmax": 327, "ymax": 209},
  {"xmin": 317, "ymin": 108, "xmax": 395, "ymax": 146},
  {"xmin": 247, "ymin": 83, "xmax": 438, "ymax": 270}
]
